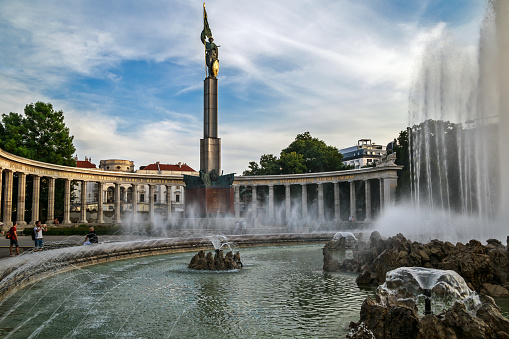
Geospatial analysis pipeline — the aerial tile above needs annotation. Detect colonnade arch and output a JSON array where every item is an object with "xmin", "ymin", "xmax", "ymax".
[{"xmin": 1, "ymin": 148, "xmax": 401, "ymax": 228}]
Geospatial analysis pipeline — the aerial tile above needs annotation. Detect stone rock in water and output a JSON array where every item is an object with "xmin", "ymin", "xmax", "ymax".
[
  {"xmin": 188, "ymin": 250, "xmax": 242, "ymax": 271},
  {"xmin": 324, "ymin": 231, "xmax": 509, "ymax": 298}
]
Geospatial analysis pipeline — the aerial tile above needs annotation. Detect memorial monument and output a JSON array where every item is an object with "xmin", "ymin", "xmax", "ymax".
[{"xmin": 183, "ymin": 3, "xmax": 234, "ymax": 217}]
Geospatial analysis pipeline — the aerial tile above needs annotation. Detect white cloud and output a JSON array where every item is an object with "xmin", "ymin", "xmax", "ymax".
[{"xmin": 0, "ymin": 0, "xmax": 484, "ymax": 175}]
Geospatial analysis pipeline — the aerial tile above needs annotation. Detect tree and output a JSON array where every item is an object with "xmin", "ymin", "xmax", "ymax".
[
  {"xmin": 0, "ymin": 102, "xmax": 76, "ymax": 166},
  {"xmin": 1, "ymin": 102, "xmax": 77, "ymax": 221},
  {"xmin": 244, "ymin": 132, "xmax": 347, "ymax": 175},
  {"xmin": 282, "ymin": 132, "xmax": 344, "ymax": 172},
  {"xmin": 279, "ymin": 152, "xmax": 306, "ymax": 174}
]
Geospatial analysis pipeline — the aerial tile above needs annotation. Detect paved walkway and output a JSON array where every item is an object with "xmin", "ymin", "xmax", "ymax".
[{"xmin": 0, "ymin": 235, "xmax": 83, "ymax": 258}]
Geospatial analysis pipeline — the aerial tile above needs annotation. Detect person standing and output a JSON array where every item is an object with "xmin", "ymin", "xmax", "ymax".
[
  {"xmin": 8, "ymin": 221, "xmax": 20, "ymax": 256},
  {"xmin": 34, "ymin": 221, "xmax": 47, "ymax": 251}
]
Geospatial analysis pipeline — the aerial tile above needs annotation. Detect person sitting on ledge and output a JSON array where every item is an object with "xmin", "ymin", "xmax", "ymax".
[{"xmin": 83, "ymin": 227, "xmax": 98, "ymax": 245}]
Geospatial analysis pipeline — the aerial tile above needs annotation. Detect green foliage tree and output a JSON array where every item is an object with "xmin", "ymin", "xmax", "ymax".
[
  {"xmin": 282, "ymin": 132, "xmax": 344, "ymax": 172},
  {"xmin": 0, "ymin": 102, "xmax": 76, "ymax": 166},
  {"xmin": 244, "ymin": 132, "xmax": 347, "ymax": 175},
  {"xmin": 1, "ymin": 102, "xmax": 77, "ymax": 221},
  {"xmin": 279, "ymin": 152, "xmax": 306, "ymax": 174}
]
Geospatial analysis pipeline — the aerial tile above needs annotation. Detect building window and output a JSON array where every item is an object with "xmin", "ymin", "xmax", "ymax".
[
  {"xmin": 154, "ymin": 194, "xmax": 157, "ymax": 203},
  {"xmin": 176, "ymin": 195, "xmax": 180, "ymax": 203},
  {"xmin": 367, "ymin": 159, "xmax": 372, "ymax": 163},
  {"xmin": 140, "ymin": 193, "xmax": 145, "ymax": 203}
]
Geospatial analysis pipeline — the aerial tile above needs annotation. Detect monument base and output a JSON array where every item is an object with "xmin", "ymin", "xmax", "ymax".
[{"xmin": 184, "ymin": 186, "xmax": 234, "ymax": 218}]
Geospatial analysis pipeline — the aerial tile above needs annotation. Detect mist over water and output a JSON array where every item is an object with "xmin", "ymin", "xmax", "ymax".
[{"xmin": 376, "ymin": 0, "xmax": 509, "ymax": 243}]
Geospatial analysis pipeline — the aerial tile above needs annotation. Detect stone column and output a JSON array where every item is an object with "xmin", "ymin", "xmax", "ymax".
[
  {"xmin": 301, "ymin": 183, "xmax": 308, "ymax": 219},
  {"xmin": 0, "ymin": 169, "xmax": 2, "ymax": 224},
  {"xmin": 17, "ymin": 172, "xmax": 27, "ymax": 225},
  {"xmin": 379, "ymin": 178, "xmax": 384, "ymax": 214},
  {"xmin": 251, "ymin": 185, "xmax": 257, "ymax": 218},
  {"xmin": 31, "ymin": 175, "xmax": 40, "ymax": 224},
  {"xmin": 383, "ymin": 178, "xmax": 398, "ymax": 208},
  {"xmin": 114, "ymin": 183, "xmax": 121, "ymax": 223},
  {"xmin": 350, "ymin": 181, "xmax": 356, "ymax": 220},
  {"xmin": 317, "ymin": 183, "xmax": 324, "ymax": 221},
  {"xmin": 79, "ymin": 181, "xmax": 88, "ymax": 223},
  {"xmin": 97, "ymin": 182, "xmax": 104, "ymax": 223},
  {"xmin": 268, "ymin": 184, "xmax": 274, "ymax": 221},
  {"xmin": 149, "ymin": 184, "xmax": 155, "ymax": 223},
  {"xmin": 2, "ymin": 170, "xmax": 13, "ymax": 227},
  {"xmin": 285, "ymin": 184, "xmax": 291, "ymax": 221},
  {"xmin": 365, "ymin": 180, "xmax": 371, "ymax": 221},
  {"xmin": 63, "ymin": 179, "xmax": 71, "ymax": 224},
  {"xmin": 333, "ymin": 181, "xmax": 340, "ymax": 221},
  {"xmin": 234, "ymin": 185, "xmax": 240, "ymax": 218},
  {"xmin": 47, "ymin": 177, "xmax": 56, "ymax": 224},
  {"xmin": 166, "ymin": 184, "xmax": 172, "ymax": 219},
  {"xmin": 131, "ymin": 183, "xmax": 138, "ymax": 221},
  {"xmin": 122, "ymin": 188, "xmax": 128, "ymax": 203}
]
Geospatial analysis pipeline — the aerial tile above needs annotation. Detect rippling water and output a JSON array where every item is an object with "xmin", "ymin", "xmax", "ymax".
[{"xmin": 0, "ymin": 245, "xmax": 372, "ymax": 338}]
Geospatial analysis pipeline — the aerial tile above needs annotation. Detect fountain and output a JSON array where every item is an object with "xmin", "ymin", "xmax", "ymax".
[
  {"xmin": 348, "ymin": 266, "xmax": 509, "ymax": 338},
  {"xmin": 377, "ymin": 0, "xmax": 509, "ymax": 243},
  {"xmin": 188, "ymin": 235, "xmax": 243, "ymax": 270},
  {"xmin": 377, "ymin": 267, "xmax": 481, "ymax": 315}
]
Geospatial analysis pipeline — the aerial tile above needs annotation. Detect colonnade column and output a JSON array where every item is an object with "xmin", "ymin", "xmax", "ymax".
[
  {"xmin": 131, "ymin": 183, "xmax": 138, "ymax": 221},
  {"xmin": 114, "ymin": 183, "xmax": 121, "ymax": 223},
  {"xmin": 0, "ymin": 169, "xmax": 3, "ymax": 224},
  {"xmin": 149, "ymin": 184, "xmax": 155, "ymax": 223},
  {"xmin": 268, "ymin": 184, "xmax": 274, "ymax": 221},
  {"xmin": 379, "ymin": 179, "xmax": 384, "ymax": 214},
  {"xmin": 285, "ymin": 184, "xmax": 291, "ymax": 221},
  {"xmin": 301, "ymin": 183, "xmax": 307, "ymax": 219},
  {"xmin": 63, "ymin": 179, "xmax": 71, "ymax": 224},
  {"xmin": 365, "ymin": 180, "xmax": 371, "ymax": 221},
  {"xmin": 31, "ymin": 175, "xmax": 40, "ymax": 224},
  {"xmin": 79, "ymin": 181, "xmax": 88, "ymax": 223},
  {"xmin": 166, "ymin": 185, "xmax": 172, "ymax": 219},
  {"xmin": 349, "ymin": 181, "xmax": 356, "ymax": 220},
  {"xmin": 251, "ymin": 185, "xmax": 257, "ymax": 218},
  {"xmin": 47, "ymin": 177, "xmax": 55, "ymax": 224},
  {"xmin": 97, "ymin": 182, "xmax": 104, "ymax": 223},
  {"xmin": 234, "ymin": 185, "xmax": 240, "ymax": 218},
  {"xmin": 383, "ymin": 178, "xmax": 397, "ymax": 208},
  {"xmin": 2, "ymin": 170, "xmax": 13, "ymax": 227},
  {"xmin": 17, "ymin": 173, "xmax": 27, "ymax": 225},
  {"xmin": 317, "ymin": 183, "xmax": 324, "ymax": 221},
  {"xmin": 333, "ymin": 181, "xmax": 340, "ymax": 221}
]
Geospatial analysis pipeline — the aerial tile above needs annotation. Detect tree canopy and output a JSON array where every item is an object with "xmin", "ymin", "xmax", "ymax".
[
  {"xmin": 244, "ymin": 132, "xmax": 348, "ymax": 175},
  {"xmin": 0, "ymin": 102, "xmax": 76, "ymax": 166}
]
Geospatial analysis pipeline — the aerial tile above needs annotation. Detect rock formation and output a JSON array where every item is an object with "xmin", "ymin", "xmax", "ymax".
[
  {"xmin": 323, "ymin": 231, "xmax": 509, "ymax": 298},
  {"xmin": 347, "ymin": 294, "xmax": 509, "ymax": 338},
  {"xmin": 188, "ymin": 249, "xmax": 242, "ymax": 271}
]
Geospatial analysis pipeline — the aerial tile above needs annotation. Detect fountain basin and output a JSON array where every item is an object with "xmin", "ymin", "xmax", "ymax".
[{"xmin": 0, "ymin": 245, "xmax": 371, "ymax": 338}]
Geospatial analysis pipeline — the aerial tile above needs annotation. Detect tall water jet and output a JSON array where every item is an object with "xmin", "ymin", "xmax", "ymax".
[{"xmin": 405, "ymin": 0, "xmax": 508, "ymax": 241}]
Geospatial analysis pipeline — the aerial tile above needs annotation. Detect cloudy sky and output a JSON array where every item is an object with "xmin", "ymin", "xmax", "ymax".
[{"xmin": 0, "ymin": 0, "xmax": 484, "ymax": 175}]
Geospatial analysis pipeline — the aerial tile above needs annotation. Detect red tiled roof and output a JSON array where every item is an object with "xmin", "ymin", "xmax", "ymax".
[
  {"xmin": 76, "ymin": 160, "xmax": 97, "ymax": 169},
  {"xmin": 142, "ymin": 163, "xmax": 196, "ymax": 172}
]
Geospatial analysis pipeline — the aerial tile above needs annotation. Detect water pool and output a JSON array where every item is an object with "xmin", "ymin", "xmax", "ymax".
[{"xmin": 0, "ymin": 245, "xmax": 371, "ymax": 338}]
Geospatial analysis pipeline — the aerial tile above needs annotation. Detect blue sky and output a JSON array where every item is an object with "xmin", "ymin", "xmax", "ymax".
[{"xmin": 0, "ymin": 0, "xmax": 483, "ymax": 175}]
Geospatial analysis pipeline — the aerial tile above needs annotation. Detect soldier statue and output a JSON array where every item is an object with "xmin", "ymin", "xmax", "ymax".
[{"xmin": 201, "ymin": 3, "xmax": 219, "ymax": 78}]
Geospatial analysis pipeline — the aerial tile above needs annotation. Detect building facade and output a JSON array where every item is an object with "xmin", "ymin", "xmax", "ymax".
[{"xmin": 339, "ymin": 139, "xmax": 387, "ymax": 169}]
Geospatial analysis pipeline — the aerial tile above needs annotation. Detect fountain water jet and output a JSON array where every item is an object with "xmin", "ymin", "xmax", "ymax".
[{"xmin": 377, "ymin": 0, "xmax": 509, "ymax": 243}]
